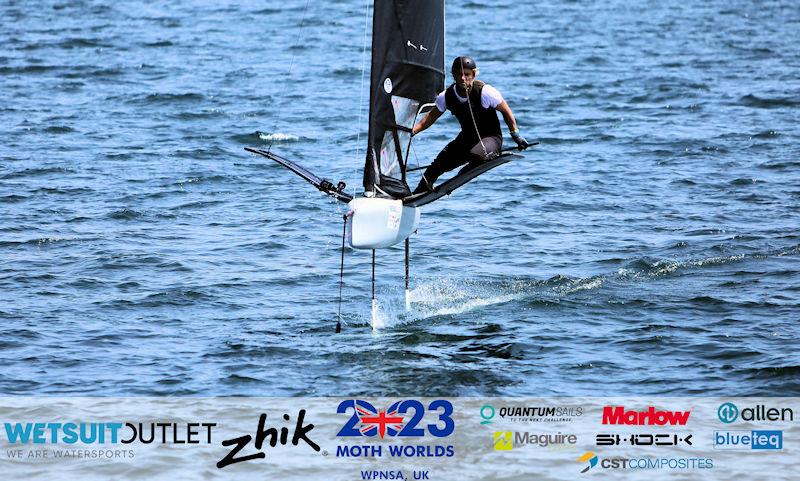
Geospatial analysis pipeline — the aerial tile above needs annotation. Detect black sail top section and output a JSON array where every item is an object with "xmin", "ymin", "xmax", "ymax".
[{"xmin": 363, "ymin": 0, "xmax": 445, "ymax": 199}]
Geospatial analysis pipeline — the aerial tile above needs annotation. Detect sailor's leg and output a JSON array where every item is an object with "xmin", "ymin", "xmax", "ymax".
[
  {"xmin": 413, "ymin": 137, "xmax": 471, "ymax": 193},
  {"xmin": 457, "ymin": 136, "xmax": 505, "ymax": 175},
  {"xmin": 469, "ymin": 135, "xmax": 503, "ymax": 160}
]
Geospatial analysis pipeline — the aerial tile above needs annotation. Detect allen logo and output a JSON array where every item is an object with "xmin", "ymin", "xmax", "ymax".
[
  {"xmin": 494, "ymin": 431, "xmax": 513, "ymax": 451},
  {"xmin": 602, "ymin": 406, "xmax": 690, "ymax": 425},
  {"xmin": 717, "ymin": 403, "xmax": 794, "ymax": 424}
]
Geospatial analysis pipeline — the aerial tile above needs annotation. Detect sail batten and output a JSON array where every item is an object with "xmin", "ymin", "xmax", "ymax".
[{"xmin": 363, "ymin": 0, "xmax": 445, "ymax": 198}]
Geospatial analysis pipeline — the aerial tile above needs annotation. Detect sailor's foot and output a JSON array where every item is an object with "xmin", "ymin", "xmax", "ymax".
[{"xmin": 413, "ymin": 177, "xmax": 434, "ymax": 194}]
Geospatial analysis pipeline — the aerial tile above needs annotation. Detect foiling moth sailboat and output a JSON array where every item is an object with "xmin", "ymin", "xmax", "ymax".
[{"xmin": 246, "ymin": 0, "xmax": 525, "ymax": 331}]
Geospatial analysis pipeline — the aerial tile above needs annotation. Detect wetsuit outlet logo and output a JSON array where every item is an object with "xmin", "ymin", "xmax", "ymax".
[{"xmin": 3, "ymin": 422, "xmax": 216, "ymax": 445}]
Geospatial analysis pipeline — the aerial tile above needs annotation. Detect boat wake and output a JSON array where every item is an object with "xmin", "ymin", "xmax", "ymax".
[{"xmin": 363, "ymin": 243, "xmax": 799, "ymax": 329}]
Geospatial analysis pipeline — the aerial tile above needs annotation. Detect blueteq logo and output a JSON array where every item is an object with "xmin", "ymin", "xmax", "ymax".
[
  {"xmin": 336, "ymin": 399, "xmax": 455, "ymax": 458},
  {"xmin": 714, "ymin": 431, "xmax": 783, "ymax": 450}
]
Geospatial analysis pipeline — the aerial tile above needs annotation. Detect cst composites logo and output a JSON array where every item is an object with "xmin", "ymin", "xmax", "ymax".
[
  {"xmin": 577, "ymin": 453, "xmax": 713, "ymax": 473},
  {"xmin": 717, "ymin": 402, "xmax": 794, "ymax": 424},
  {"xmin": 578, "ymin": 452, "xmax": 598, "ymax": 473},
  {"xmin": 601, "ymin": 406, "xmax": 690, "ymax": 425},
  {"xmin": 335, "ymin": 400, "xmax": 455, "ymax": 459}
]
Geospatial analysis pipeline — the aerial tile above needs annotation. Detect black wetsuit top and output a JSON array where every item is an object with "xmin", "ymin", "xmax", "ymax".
[{"xmin": 444, "ymin": 80, "xmax": 502, "ymax": 146}]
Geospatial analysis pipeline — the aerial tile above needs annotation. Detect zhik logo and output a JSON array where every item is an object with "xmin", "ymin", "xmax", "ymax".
[{"xmin": 216, "ymin": 410, "xmax": 319, "ymax": 469}]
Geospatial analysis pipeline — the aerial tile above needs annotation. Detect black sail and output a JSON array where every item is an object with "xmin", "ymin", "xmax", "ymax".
[{"xmin": 363, "ymin": 0, "xmax": 445, "ymax": 198}]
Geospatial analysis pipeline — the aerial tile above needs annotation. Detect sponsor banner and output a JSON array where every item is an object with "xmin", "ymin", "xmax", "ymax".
[{"xmin": 0, "ymin": 397, "xmax": 797, "ymax": 480}]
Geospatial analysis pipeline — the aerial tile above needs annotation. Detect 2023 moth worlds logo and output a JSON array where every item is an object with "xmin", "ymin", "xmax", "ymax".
[
  {"xmin": 602, "ymin": 406, "xmax": 691, "ymax": 426},
  {"xmin": 335, "ymin": 400, "xmax": 456, "ymax": 459},
  {"xmin": 336, "ymin": 400, "xmax": 455, "ymax": 438}
]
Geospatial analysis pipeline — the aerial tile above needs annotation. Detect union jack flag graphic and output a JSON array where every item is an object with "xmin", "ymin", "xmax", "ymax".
[{"xmin": 355, "ymin": 400, "xmax": 406, "ymax": 438}]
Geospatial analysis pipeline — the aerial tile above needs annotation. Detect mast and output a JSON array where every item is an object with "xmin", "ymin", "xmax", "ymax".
[{"xmin": 362, "ymin": 0, "xmax": 445, "ymax": 199}]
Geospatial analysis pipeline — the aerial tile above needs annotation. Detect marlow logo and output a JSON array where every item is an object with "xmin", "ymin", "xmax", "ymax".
[
  {"xmin": 578, "ymin": 451, "xmax": 598, "ymax": 473},
  {"xmin": 602, "ymin": 406, "xmax": 690, "ymax": 425},
  {"xmin": 494, "ymin": 431, "xmax": 513, "ymax": 451}
]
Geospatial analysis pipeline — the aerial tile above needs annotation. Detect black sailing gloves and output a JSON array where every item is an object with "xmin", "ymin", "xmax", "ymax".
[{"xmin": 511, "ymin": 130, "xmax": 530, "ymax": 150}]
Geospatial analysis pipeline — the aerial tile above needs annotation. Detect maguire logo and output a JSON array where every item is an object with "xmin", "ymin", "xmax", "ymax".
[
  {"xmin": 494, "ymin": 432, "xmax": 513, "ymax": 451},
  {"xmin": 714, "ymin": 431, "xmax": 783, "ymax": 450},
  {"xmin": 578, "ymin": 451, "xmax": 598, "ymax": 473},
  {"xmin": 496, "ymin": 431, "xmax": 577, "ymax": 451},
  {"xmin": 602, "ymin": 406, "xmax": 690, "ymax": 426},
  {"xmin": 336, "ymin": 400, "xmax": 455, "ymax": 459},
  {"xmin": 717, "ymin": 403, "xmax": 794, "ymax": 424}
]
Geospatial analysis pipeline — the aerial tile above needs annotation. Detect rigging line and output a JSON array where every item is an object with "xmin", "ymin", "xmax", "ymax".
[
  {"xmin": 463, "ymin": 84, "xmax": 488, "ymax": 158},
  {"xmin": 267, "ymin": 0, "xmax": 312, "ymax": 153},
  {"xmin": 336, "ymin": 214, "xmax": 347, "ymax": 333},
  {"xmin": 352, "ymin": 0, "xmax": 372, "ymax": 197}
]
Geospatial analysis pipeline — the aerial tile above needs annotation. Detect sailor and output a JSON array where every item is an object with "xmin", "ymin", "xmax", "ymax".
[{"xmin": 411, "ymin": 56, "xmax": 529, "ymax": 193}]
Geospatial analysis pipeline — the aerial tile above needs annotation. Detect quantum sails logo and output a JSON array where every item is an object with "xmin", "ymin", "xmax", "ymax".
[
  {"xmin": 3, "ymin": 421, "xmax": 216, "ymax": 460},
  {"xmin": 480, "ymin": 404, "xmax": 583, "ymax": 424},
  {"xmin": 335, "ymin": 400, "xmax": 455, "ymax": 459}
]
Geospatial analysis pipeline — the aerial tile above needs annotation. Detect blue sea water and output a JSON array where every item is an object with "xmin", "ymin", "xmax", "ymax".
[{"xmin": 1, "ymin": 0, "xmax": 799, "ymax": 397}]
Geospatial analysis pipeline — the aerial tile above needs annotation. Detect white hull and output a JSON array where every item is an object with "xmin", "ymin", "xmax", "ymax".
[{"xmin": 347, "ymin": 197, "xmax": 419, "ymax": 249}]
